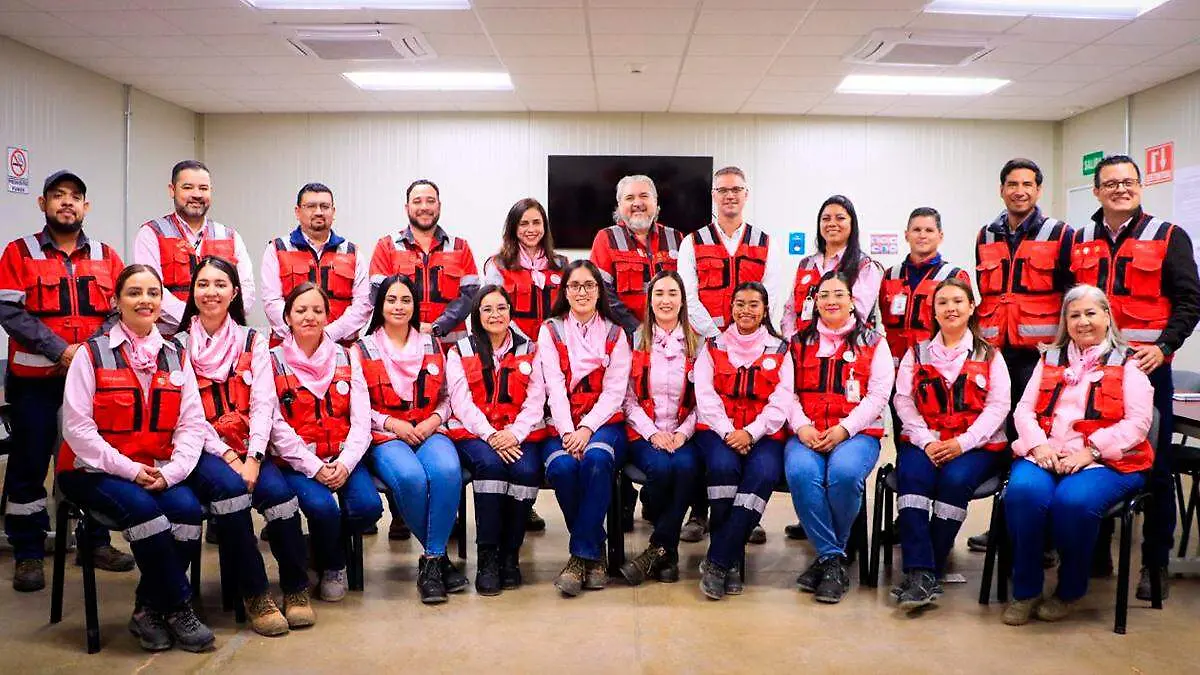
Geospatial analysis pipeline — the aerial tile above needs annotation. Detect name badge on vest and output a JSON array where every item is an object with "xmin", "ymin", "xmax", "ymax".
[
  {"xmin": 427, "ymin": 364, "xmax": 440, "ymax": 377},
  {"xmin": 800, "ymin": 297, "xmax": 815, "ymax": 322},
  {"xmin": 518, "ymin": 361, "xmax": 533, "ymax": 375},
  {"xmin": 242, "ymin": 371, "xmax": 254, "ymax": 385},
  {"xmin": 890, "ymin": 293, "xmax": 908, "ymax": 316},
  {"xmin": 550, "ymin": 274, "xmax": 562, "ymax": 285},
  {"xmin": 975, "ymin": 374, "xmax": 987, "ymax": 388},
  {"xmin": 168, "ymin": 370, "xmax": 186, "ymax": 387},
  {"xmin": 762, "ymin": 358, "xmax": 777, "ymax": 371},
  {"xmin": 335, "ymin": 380, "xmax": 350, "ymax": 395},
  {"xmin": 845, "ymin": 378, "xmax": 862, "ymax": 403}
]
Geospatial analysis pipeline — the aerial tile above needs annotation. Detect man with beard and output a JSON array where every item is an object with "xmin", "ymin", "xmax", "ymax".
[
  {"xmin": 0, "ymin": 171, "xmax": 135, "ymax": 591},
  {"xmin": 134, "ymin": 160, "xmax": 255, "ymax": 333},
  {"xmin": 260, "ymin": 183, "xmax": 371, "ymax": 347},
  {"xmin": 369, "ymin": 179, "xmax": 480, "ymax": 344},
  {"xmin": 589, "ymin": 175, "xmax": 683, "ymax": 335}
]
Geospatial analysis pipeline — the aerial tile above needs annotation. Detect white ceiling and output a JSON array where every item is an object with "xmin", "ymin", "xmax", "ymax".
[{"xmin": 2, "ymin": 0, "xmax": 1200, "ymax": 119}]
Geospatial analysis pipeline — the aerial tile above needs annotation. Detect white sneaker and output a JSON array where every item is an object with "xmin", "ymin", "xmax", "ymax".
[{"xmin": 319, "ymin": 569, "xmax": 348, "ymax": 602}]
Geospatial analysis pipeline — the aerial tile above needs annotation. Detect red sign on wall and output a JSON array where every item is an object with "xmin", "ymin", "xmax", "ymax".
[{"xmin": 1145, "ymin": 142, "xmax": 1174, "ymax": 185}]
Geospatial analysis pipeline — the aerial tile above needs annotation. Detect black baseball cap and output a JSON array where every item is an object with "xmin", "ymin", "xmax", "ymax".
[{"xmin": 43, "ymin": 170, "xmax": 87, "ymax": 196}]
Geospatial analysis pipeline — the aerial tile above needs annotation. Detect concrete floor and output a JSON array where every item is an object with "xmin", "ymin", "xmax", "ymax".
[{"xmin": 1, "ymin": 484, "xmax": 1196, "ymax": 675}]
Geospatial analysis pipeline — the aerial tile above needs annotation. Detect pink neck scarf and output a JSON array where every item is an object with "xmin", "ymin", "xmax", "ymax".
[
  {"xmin": 373, "ymin": 328, "xmax": 424, "ymax": 400},
  {"xmin": 722, "ymin": 324, "xmax": 767, "ymax": 368},
  {"xmin": 653, "ymin": 324, "xmax": 684, "ymax": 362},
  {"xmin": 929, "ymin": 330, "xmax": 972, "ymax": 384},
  {"xmin": 116, "ymin": 321, "xmax": 164, "ymax": 375},
  {"xmin": 564, "ymin": 314, "xmax": 608, "ymax": 387},
  {"xmin": 816, "ymin": 316, "xmax": 855, "ymax": 358},
  {"xmin": 281, "ymin": 334, "xmax": 338, "ymax": 398},
  {"xmin": 1065, "ymin": 342, "xmax": 1105, "ymax": 386},
  {"xmin": 188, "ymin": 317, "xmax": 241, "ymax": 381},
  {"xmin": 520, "ymin": 247, "xmax": 548, "ymax": 287}
]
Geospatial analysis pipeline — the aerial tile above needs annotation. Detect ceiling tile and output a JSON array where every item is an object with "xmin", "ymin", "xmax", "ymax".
[
  {"xmin": 14, "ymin": 35, "xmax": 132, "ymax": 57},
  {"xmin": 1140, "ymin": 1, "xmax": 1200, "ymax": 20},
  {"xmin": 694, "ymin": 10, "xmax": 807, "ymax": 35},
  {"xmin": 196, "ymin": 34, "xmax": 298, "ymax": 57},
  {"xmin": 669, "ymin": 90, "xmax": 750, "ymax": 113},
  {"xmin": 807, "ymin": 102, "xmax": 890, "ymax": 116},
  {"xmin": 503, "ymin": 55, "xmax": 593, "ymax": 73},
  {"xmin": 767, "ymin": 55, "xmax": 849, "ymax": 76},
  {"xmin": 1005, "ymin": 17, "xmax": 1126, "ymax": 44},
  {"xmin": 979, "ymin": 41, "xmax": 1082, "ymax": 65},
  {"xmin": 1141, "ymin": 43, "xmax": 1200, "ymax": 68},
  {"xmin": 596, "ymin": 72, "xmax": 677, "ymax": 89},
  {"xmin": 424, "ymin": 33, "xmax": 497, "ymax": 57},
  {"xmin": 52, "ymin": 9, "xmax": 184, "ymax": 36},
  {"xmin": 476, "ymin": 8, "xmax": 584, "ymax": 34},
  {"xmin": 743, "ymin": 89, "xmax": 825, "ymax": 106},
  {"xmin": 903, "ymin": 11, "xmax": 1023, "ymax": 33},
  {"xmin": 778, "ymin": 34, "xmax": 859, "ymax": 57},
  {"xmin": 1056, "ymin": 43, "xmax": 1174, "ymax": 67},
  {"xmin": 1097, "ymin": 19, "xmax": 1200, "ymax": 46},
  {"xmin": 681, "ymin": 55, "xmax": 773, "ymax": 74},
  {"xmin": 154, "ymin": 8, "xmax": 263, "ymax": 35},
  {"xmin": 590, "ymin": 33, "xmax": 688, "ymax": 56},
  {"xmin": 591, "ymin": 0, "xmax": 696, "ymax": 7},
  {"xmin": 796, "ymin": 10, "xmax": 920, "ymax": 36},
  {"xmin": 510, "ymin": 73, "xmax": 595, "ymax": 93},
  {"xmin": 992, "ymin": 80, "xmax": 1081, "ymax": 97},
  {"xmin": 758, "ymin": 74, "xmax": 844, "ymax": 92},
  {"xmin": 1024, "ymin": 63, "xmax": 1123, "ymax": 82},
  {"xmin": 592, "ymin": 55, "xmax": 681, "ymax": 75},
  {"xmin": 239, "ymin": 56, "xmax": 343, "ymax": 75},
  {"xmin": 687, "ymin": 34, "xmax": 787, "ymax": 56},
  {"xmin": 471, "ymin": 0, "xmax": 584, "ymax": 7},
  {"xmin": 489, "ymin": 33, "xmax": 589, "ymax": 55},
  {"xmin": 0, "ymin": 10, "xmax": 91, "ymax": 36},
  {"xmin": 588, "ymin": 8, "xmax": 695, "ymax": 34},
  {"xmin": 813, "ymin": 0, "xmax": 925, "ymax": 9},
  {"xmin": 117, "ymin": 35, "xmax": 213, "ymax": 57},
  {"xmin": 952, "ymin": 60, "xmax": 1039, "ymax": 79}
]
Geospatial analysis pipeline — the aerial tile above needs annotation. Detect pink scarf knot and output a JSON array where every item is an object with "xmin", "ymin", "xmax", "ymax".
[
  {"xmin": 928, "ymin": 330, "xmax": 972, "ymax": 384},
  {"xmin": 1064, "ymin": 342, "xmax": 1104, "ymax": 386},
  {"xmin": 281, "ymin": 334, "xmax": 338, "ymax": 398},
  {"xmin": 721, "ymin": 324, "xmax": 767, "ymax": 368},
  {"xmin": 653, "ymin": 325, "xmax": 684, "ymax": 361},
  {"xmin": 816, "ymin": 316, "xmax": 856, "ymax": 358},
  {"xmin": 520, "ymin": 247, "xmax": 548, "ymax": 287},
  {"xmin": 564, "ymin": 314, "xmax": 609, "ymax": 387},
  {"xmin": 115, "ymin": 321, "xmax": 164, "ymax": 375},
  {"xmin": 373, "ymin": 328, "xmax": 424, "ymax": 400},
  {"xmin": 188, "ymin": 317, "xmax": 241, "ymax": 381}
]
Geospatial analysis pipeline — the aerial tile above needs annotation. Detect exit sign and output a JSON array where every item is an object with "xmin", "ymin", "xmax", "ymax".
[
  {"xmin": 1083, "ymin": 150, "xmax": 1104, "ymax": 176},
  {"xmin": 1145, "ymin": 142, "xmax": 1174, "ymax": 185}
]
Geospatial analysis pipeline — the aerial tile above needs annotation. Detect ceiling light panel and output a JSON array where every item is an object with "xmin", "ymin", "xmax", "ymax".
[
  {"xmin": 924, "ymin": 0, "xmax": 1171, "ymax": 20},
  {"xmin": 837, "ymin": 73, "xmax": 1009, "ymax": 95},
  {"xmin": 344, "ymin": 71, "xmax": 513, "ymax": 90}
]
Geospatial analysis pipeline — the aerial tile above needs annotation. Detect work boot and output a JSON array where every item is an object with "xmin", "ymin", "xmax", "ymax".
[
  {"xmin": 282, "ymin": 590, "xmax": 316, "ymax": 628},
  {"xmin": 440, "ymin": 556, "xmax": 469, "ymax": 593},
  {"xmin": 500, "ymin": 550, "xmax": 522, "ymax": 589},
  {"xmin": 1002, "ymin": 598, "xmax": 1040, "ymax": 626},
  {"xmin": 128, "ymin": 605, "xmax": 172, "ymax": 651},
  {"xmin": 898, "ymin": 569, "xmax": 939, "ymax": 612},
  {"xmin": 554, "ymin": 556, "xmax": 586, "ymax": 597},
  {"xmin": 725, "ymin": 563, "xmax": 744, "ymax": 595},
  {"xmin": 583, "ymin": 556, "xmax": 608, "ymax": 590},
  {"xmin": 748, "ymin": 524, "xmax": 766, "ymax": 545},
  {"xmin": 655, "ymin": 549, "xmax": 680, "ymax": 583},
  {"xmin": 1036, "ymin": 595, "xmax": 1075, "ymax": 622},
  {"xmin": 967, "ymin": 530, "xmax": 989, "ymax": 553},
  {"xmin": 244, "ymin": 593, "xmax": 289, "ymax": 637},
  {"xmin": 814, "ymin": 556, "xmax": 850, "ymax": 604},
  {"xmin": 388, "ymin": 514, "xmax": 412, "ymax": 541},
  {"xmin": 82, "ymin": 544, "xmax": 136, "ymax": 572},
  {"xmin": 417, "ymin": 556, "xmax": 447, "ymax": 604},
  {"xmin": 1136, "ymin": 566, "xmax": 1169, "ymax": 601},
  {"xmin": 526, "ymin": 508, "xmax": 546, "ymax": 532},
  {"xmin": 164, "ymin": 605, "xmax": 216, "ymax": 652},
  {"xmin": 318, "ymin": 569, "xmax": 347, "ymax": 602},
  {"xmin": 13, "ymin": 559, "xmax": 45, "ymax": 592},
  {"xmin": 476, "ymin": 546, "xmax": 502, "ymax": 596},
  {"xmin": 796, "ymin": 557, "xmax": 826, "ymax": 593},
  {"xmin": 784, "ymin": 522, "xmax": 808, "ymax": 540},
  {"xmin": 698, "ymin": 558, "xmax": 727, "ymax": 600},
  {"xmin": 619, "ymin": 544, "xmax": 665, "ymax": 586},
  {"xmin": 680, "ymin": 513, "xmax": 708, "ymax": 543}
]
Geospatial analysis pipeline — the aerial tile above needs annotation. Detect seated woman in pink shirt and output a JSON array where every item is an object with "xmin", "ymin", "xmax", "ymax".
[
  {"xmin": 446, "ymin": 284, "xmax": 548, "ymax": 595},
  {"xmin": 1003, "ymin": 284, "xmax": 1154, "ymax": 626},
  {"xmin": 618, "ymin": 271, "xmax": 701, "ymax": 587},
  {"xmin": 537, "ymin": 260, "xmax": 631, "ymax": 597},
  {"xmin": 891, "ymin": 277, "xmax": 1010, "ymax": 612}
]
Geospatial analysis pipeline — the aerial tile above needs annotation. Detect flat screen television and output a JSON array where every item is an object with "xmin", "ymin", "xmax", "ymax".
[{"xmin": 546, "ymin": 155, "xmax": 714, "ymax": 249}]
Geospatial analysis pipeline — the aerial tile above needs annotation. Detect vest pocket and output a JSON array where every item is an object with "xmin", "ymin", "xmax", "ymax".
[
  {"xmin": 1071, "ymin": 247, "xmax": 1102, "ymax": 285},
  {"xmin": 326, "ymin": 262, "xmax": 355, "ymax": 298},
  {"xmin": 1017, "ymin": 247, "xmax": 1057, "ymax": 293},
  {"xmin": 696, "ymin": 257, "xmax": 726, "ymax": 289},
  {"xmin": 149, "ymin": 387, "xmax": 183, "ymax": 431},
  {"xmin": 1123, "ymin": 244, "xmax": 1165, "ymax": 298},
  {"xmin": 975, "ymin": 246, "xmax": 1005, "ymax": 294},
  {"xmin": 33, "ymin": 273, "xmax": 65, "ymax": 314},
  {"xmin": 95, "ymin": 390, "xmax": 139, "ymax": 433},
  {"xmin": 613, "ymin": 260, "xmax": 646, "ymax": 293}
]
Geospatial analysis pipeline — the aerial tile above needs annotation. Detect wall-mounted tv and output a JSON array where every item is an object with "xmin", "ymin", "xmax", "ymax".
[{"xmin": 546, "ymin": 155, "xmax": 714, "ymax": 250}]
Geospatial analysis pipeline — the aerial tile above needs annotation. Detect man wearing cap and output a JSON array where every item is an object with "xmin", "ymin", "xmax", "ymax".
[
  {"xmin": 0, "ymin": 171, "xmax": 135, "ymax": 591},
  {"xmin": 133, "ymin": 160, "xmax": 255, "ymax": 334}
]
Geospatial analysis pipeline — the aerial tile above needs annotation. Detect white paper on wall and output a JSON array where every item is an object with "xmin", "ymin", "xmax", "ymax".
[{"xmin": 1174, "ymin": 165, "xmax": 1200, "ymax": 263}]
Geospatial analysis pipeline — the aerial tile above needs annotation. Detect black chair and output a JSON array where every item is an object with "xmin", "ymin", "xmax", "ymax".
[
  {"xmin": 1170, "ymin": 369, "xmax": 1200, "ymax": 554},
  {"xmin": 868, "ymin": 462, "xmax": 1005, "ymax": 591}
]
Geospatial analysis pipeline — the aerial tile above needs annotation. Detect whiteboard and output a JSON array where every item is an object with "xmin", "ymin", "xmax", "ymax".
[{"xmin": 1067, "ymin": 184, "xmax": 1097, "ymax": 229}]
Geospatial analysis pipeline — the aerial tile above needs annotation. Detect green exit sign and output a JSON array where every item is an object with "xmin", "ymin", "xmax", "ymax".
[{"xmin": 1083, "ymin": 150, "xmax": 1104, "ymax": 176}]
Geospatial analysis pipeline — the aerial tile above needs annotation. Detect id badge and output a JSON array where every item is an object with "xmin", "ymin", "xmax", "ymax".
[
  {"xmin": 890, "ymin": 293, "xmax": 908, "ymax": 316},
  {"xmin": 845, "ymin": 377, "xmax": 862, "ymax": 403},
  {"xmin": 800, "ymin": 296, "xmax": 815, "ymax": 322}
]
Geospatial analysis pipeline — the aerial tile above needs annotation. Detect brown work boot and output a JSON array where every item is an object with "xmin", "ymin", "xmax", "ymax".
[
  {"xmin": 583, "ymin": 556, "xmax": 608, "ymax": 590},
  {"xmin": 619, "ymin": 544, "xmax": 665, "ymax": 586},
  {"xmin": 1036, "ymin": 596, "xmax": 1075, "ymax": 622},
  {"xmin": 554, "ymin": 556, "xmax": 586, "ymax": 597},
  {"xmin": 1002, "ymin": 598, "xmax": 1041, "ymax": 626},
  {"xmin": 13, "ymin": 559, "xmax": 45, "ymax": 592},
  {"xmin": 244, "ymin": 593, "xmax": 289, "ymax": 637},
  {"xmin": 282, "ymin": 590, "xmax": 316, "ymax": 628}
]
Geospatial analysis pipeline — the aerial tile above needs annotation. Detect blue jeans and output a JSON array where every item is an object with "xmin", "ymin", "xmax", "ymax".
[
  {"xmin": 785, "ymin": 433, "xmax": 881, "ymax": 560},
  {"xmin": 628, "ymin": 438, "xmax": 701, "ymax": 552},
  {"xmin": 895, "ymin": 442, "xmax": 1004, "ymax": 575},
  {"xmin": 282, "ymin": 462, "xmax": 383, "ymax": 572},
  {"xmin": 186, "ymin": 453, "xmax": 269, "ymax": 598},
  {"xmin": 251, "ymin": 460, "xmax": 308, "ymax": 594},
  {"xmin": 696, "ymin": 430, "xmax": 783, "ymax": 569},
  {"xmin": 541, "ymin": 423, "xmax": 627, "ymax": 561},
  {"xmin": 457, "ymin": 438, "xmax": 541, "ymax": 554},
  {"xmin": 1005, "ymin": 459, "xmax": 1146, "ymax": 601},
  {"xmin": 57, "ymin": 470, "xmax": 200, "ymax": 611},
  {"xmin": 3, "ymin": 374, "xmax": 111, "ymax": 560},
  {"xmin": 368, "ymin": 434, "xmax": 462, "ymax": 557}
]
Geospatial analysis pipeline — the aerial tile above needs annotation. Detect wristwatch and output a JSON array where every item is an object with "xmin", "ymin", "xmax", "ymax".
[
  {"xmin": 1156, "ymin": 342, "xmax": 1174, "ymax": 358},
  {"xmin": 431, "ymin": 323, "xmax": 446, "ymax": 338},
  {"xmin": 1089, "ymin": 445, "xmax": 1102, "ymax": 462},
  {"xmin": 247, "ymin": 449, "xmax": 264, "ymax": 463}
]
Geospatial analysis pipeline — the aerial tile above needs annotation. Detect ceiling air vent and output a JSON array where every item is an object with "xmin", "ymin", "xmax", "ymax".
[
  {"xmin": 846, "ymin": 29, "xmax": 1009, "ymax": 67},
  {"xmin": 277, "ymin": 23, "xmax": 437, "ymax": 61}
]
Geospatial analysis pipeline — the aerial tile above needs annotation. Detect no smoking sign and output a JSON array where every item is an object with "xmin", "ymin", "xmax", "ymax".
[{"xmin": 7, "ymin": 146, "xmax": 30, "ymax": 194}]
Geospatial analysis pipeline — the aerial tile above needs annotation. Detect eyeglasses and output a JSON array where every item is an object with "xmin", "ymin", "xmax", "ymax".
[
  {"xmin": 300, "ymin": 202, "xmax": 334, "ymax": 211},
  {"xmin": 816, "ymin": 291, "xmax": 850, "ymax": 301},
  {"xmin": 712, "ymin": 186, "xmax": 747, "ymax": 196},
  {"xmin": 567, "ymin": 281, "xmax": 599, "ymax": 293},
  {"xmin": 1100, "ymin": 179, "xmax": 1140, "ymax": 192}
]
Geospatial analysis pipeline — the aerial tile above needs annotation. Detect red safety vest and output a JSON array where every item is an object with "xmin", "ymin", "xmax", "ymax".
[
  {"xmin": 789, "ymin": 254, "xmax": 879, "ymax": 336},
  {"xmin": 270, "ymin": 344, "xmax": 352, "ymax": 460},
  {"xmin": 975, "ymin": 215, "xmax": 1066, "ymax": 349},
  {"xmin": 370, "ymin": 230, "xmax": 476, "ymax": 339},
  {"xmin": 698, "ymin": 334, "xmax": 789, "ymax": 440},
  {"xmin": 1069, "ymin": 214, "xmax": 1174, "ymax": 347},
  {"xmin": 57, "ymin": 334, "xmax": 184, "ymax": 473},
  {"xmin": 625, "ymin": 335, "xmax": 695, "ymax": 441},
  {"xmin": 1033, "ymin": 347, "xmax": 1153, "ymax": 474},
  {"xmin": 690, "ymin": 223, "xmax": 770, "ymax": 330},
  {"xmin": 144, "ymin": 215, "xmax": 238, "ymax": 301},
  {"xmin": 791, "ymin": 329, "xmax": 885, "ymax": 438},
  {"xmin": 273, "ymin": 237, "xmax": 358, "ymax": 322},
  {"xmin": 879, "ymin": 260, "xmax": 968, "ymax": 366},
  {"xmin": 594, "ymin": 223, "xmax": 682, "ymax": 321},
  {"xmin": 357, "ymin": 333, "xmax": 445, "ymax": 443},
  {"xmin": 904, "ymin": 339, "xmax": 1006, "ymax": 452},
  {"xmin": 445, "ymin": 331, "xmax": 547, "ymax": 442},
  {"xmin": 544, "ymin": 317, "xmax": 624, "ymax": 431},
  {"xmin": 179, "ymin": 328, "xmax": 257, "ymax": 456},
  {"xmin": 489, "ymin": 254, "xmax": 568, "ymax": 340},
  {"xmin": 2, "ymin": 234, "xmax": 121, "ymax": 378}
]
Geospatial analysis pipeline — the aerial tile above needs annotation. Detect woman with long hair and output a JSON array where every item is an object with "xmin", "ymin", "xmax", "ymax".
[
  {"xmin": 176, "ymin": 256, "xmax": 314, "ymax": 632},
  {"xmin": 446, "ymin": 284, "xmax": 547, "ymax": 595},
  {"xmin": 483, "ymin": 197, "xmax": 568, "ymax": 339},
  {"xmin": 618, "ymin": 270, "xmax": 702, "ymax": 586},
  {"xmin": 358, "ymin": 274, "xmax": 465, "ymax": 604},
  {"xmin": 890, "ymin": 277, "xmax": 1010, "ymax": 612},
  {"xmin": 538, "ymin": 259, "xmax": 631, "ymax": 596},
  {"xmin": 269, "ymin": 282, "xmax": 383, "ymax": 604},
  {"xmin": 1003, "ymin": 284, "xmax": 1154, "ymax": 626},
  {"xmin": 786, "ymin": 271, "xmax": 893, "ymax": 605}
]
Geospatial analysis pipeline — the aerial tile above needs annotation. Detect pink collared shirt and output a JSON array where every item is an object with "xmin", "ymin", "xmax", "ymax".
[
  {"xmin": 780, "ymin": 252, "xmax": 883, "ymax": 337},
  {"xmin": 259, "ymin": 237, "xmax": 372, "ymax": 344},
  {"xmin": 893, "ymin": 342, "xmax": 1010, "ymax": 451},
  {"xmin": 1012, "ymin": 355, "xmax": 1153, "ymax": 462},
  {"xmin": 446, "ymin": 333, "xmax": 548, "ymax": 443},
  {"xmin": 537, "ymin": 318, "xmax": 631, "ymax": 434},
  {"xmin": 269, "ymin": 345, "xmax": 373, "ymax": 477},
  {"xmin": 693, "ymin": 334, "xmax": 794, "ymax": 441},
  {"xmin": 62, "ymin": 328, "xmax": 207, "ymax": 487},
  {"xmin": 358, "ymin": 332, "xmax": 451, "ymax": 436},
  {"xmin": 196, "ymin": 325, "xmax": 277, "ymax": 460},
  {"xmin": 788, "ymin": 336, "xmax": 895, "ymax": 437},
  {"xmin": 623, "ymin": 332, "xmax": 697, "ymax": 441}
]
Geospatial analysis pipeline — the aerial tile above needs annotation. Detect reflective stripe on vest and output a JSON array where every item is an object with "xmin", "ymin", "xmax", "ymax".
[
  {"xmin": 975, "ymin": 216, "xmax": 1065, "ymax": 349},
  {"xmin": 149, "ymin": 215, "xmax": 238, "ymax": 298},
  {"xmin": 602, "ymin": 224, "xmax": 682, "ymax": 321},
  {"xmin": 691, "ymin": 223, "xmax": 769, "ymax": 329},
  {"xmin": 270, "ymin": 344, "xmax": 352, "ymax": 460}
]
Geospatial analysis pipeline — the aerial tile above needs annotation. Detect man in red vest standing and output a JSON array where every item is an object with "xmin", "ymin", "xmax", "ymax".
[
  {"xmin": 0, "ymin": 171, "xmax": 135, "ymax": 591},
  {"xmin": 133, "ymin": 160, "xmax": 255, "ymax": 334},
  {"xmin": 1072, "ymin": 154, "xmax": 1200, "ymax": 599}
]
